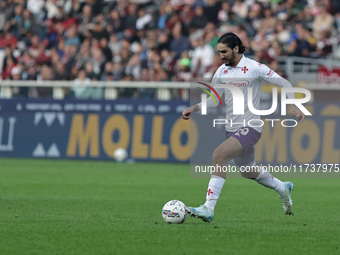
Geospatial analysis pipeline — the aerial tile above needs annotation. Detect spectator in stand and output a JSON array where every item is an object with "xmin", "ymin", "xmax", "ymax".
[
  {"xmin": 125, "ymin": 53, "xmax": 142, "ymax": 80},
  {"xmin": 78, "ymin": 5, "xmax": 93, "ymax": 40},
  {"xmin": 160, "ymin": 48, "xmax": 175, "ymax": 76},
  {"xmin": 19, "ymin": 9, "xmax": 38, "ymax": 39},
  {"xmin": 267, "ymin": 40, "xmax": 284, "ymax": 60},
  {"xmin": 107, "ymin": 9, "xmax": 124, "ymax": 38},
  {"xmin": 287, "ymin": 39, "xmax": 300, "ymax": 57},
  {"xmin": 270, "ymin": 60, "xmax": 286, "ymax": 78},
  {"xmin": 166, "ymin": 10, "xmax": 182, "ymax": 31},
  {"xmin": 204, "ymin": 0, "xmax": 221, "ymax": 26},
  {"xmin": 85, "ymin": 61, "xmax": 100, "ymax": 81},
  {"xmin": 227, "ymin": 12, "xmax": 245, "ymax": 27},
  {"xmin": 99, "ymin": 37, "xmax": 113, "ymax": 62},
  {"xmin": 54, "ymin": 62, "xmax": 71, "ymax": 80},
  {"xmin": 112, "ymin": 58, "xmax": 125, "ymax": 81},
  {"xmin": 46, "ymin": 0, "xmax": 62, "ymax": 19},
  {"xmin": 191, "ymin": 36, "xmax": 214, "ymax": 77},
  {"xmin": 203, "ymin": 53, "xmax": 223, "ymax": 79},
  {"xmin": 10, "ymin": 66, "xmax": 30, "ymax": 97},
  {"xmin": 170, "ymin": 21, "xmax": 191, "ymax": 58},
  {"xmin": 2, "ymin": 46, "xmax": 16, "ymax": 73},
  {"xmin": 108, "ymin": 34, "xmax": 121, "ymax": 54},
  {"xmin": 218, "ymin": 2, "xmax": 231, "ymax": 23},
  {"xmin": 90, "ymin": 21, "xmax": 109, "ymax": 41},
  {"xmin": 205, "ymin": 23, "xmax": 219, "ymax": 48},
  {"xmin": 181, "ymin": 5, "xmax": 194, "ymax": 31},
  {"xmin": 157, "ymin": 32, "xmax": 170, "ymax": 51},
  {"xmin": 90, "ymin": 48, "xmax": 106, "ymax": 74},
  {"xmin": 120, "ymin": 37, "xmax": 134, "ymax": 66},
  {"xmin": 289, "ymin": 23, "xmax": 312, "ymax": 57},
  {"xmin": 0, "ymin": 0, "xmax": 340, "ymax": 101},
  {"xmin": 136, "ymin": 8, "xmax": 153, "ymax": 30},
  {"xmin": 100, "ymin": 61, "xmax": 113, "ymax": 81},
  {"xmin": 37, "ymin": 64, "xmax": 53, "ymax": 97},
  {"xmin": 246, "ymin": 3, "xmax": 262, "ymax": 36},
  {"xmin": 0, "ymin": 4, "xmax": 6, "ymax": 32},
  {"xmin": 75, "ymin": 41, "xmax": 90, "ymax": 68},
  {"xmin": 0, "ymin": 32, "xmax": 18, "ymax": 50},
  {"xmin": 28, "ymin": 35, "xmax": 40, "ymax": 58},
  {"xmin": 118, "ymin": 75, "xmax": 137, "ymax": 98},
  {"xmin": 73, "ymin": 68, "xmax": 92, "ymax": 99},
  {"xmin": 61, "ymin": 44, "xmax": 75, "ymax": 70},
  {"xmin": 26, "ymin": 0, "xmax": 45, "ymax": 20},
  {"xmin": 73, "ymin": 76, "xmax": 102, "ymax": 100},
  {"xmin": 275, "ymin": 22, "xmax": 290, "ymax": 45},
  {"xmin": 315, "ymin": 29, "xmax": 333, "ymax": 57},
  {"xmin": 157, "ymin": 5, "xmax": 169, "ymax": 30},
  {"xmin": 125, "ymin": 3, "xmax": 138, "ymax": 30},
  {"xmin": 175, "ymin": 56, "xmax": 191, "ymax": 82},
  {"xmin": 313, "ymin": 4, "xmax": 333, "ymax": 40},
  {"xmin": 9, "ymin": 4, "xmax": 24, "ymax": 38},
  {"xmin": 65, "ymin": 25, "xmax": 80, "ymax": 47},
  {"xmin": 2, "ymin": 56, "xmax": 16, "ymax": 80},
  {"xmin": 190, "ymin": 6, "xmax": 208, "ymax": 30},
  {"xmin": 232, "ymin": 0, "xmax": 248, "ymax": 20}
]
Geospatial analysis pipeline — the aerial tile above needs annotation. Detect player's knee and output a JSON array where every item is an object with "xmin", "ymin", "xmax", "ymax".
[{"xmin": 233, "ymin": 153, "xmax": 256, "ymax": 179}]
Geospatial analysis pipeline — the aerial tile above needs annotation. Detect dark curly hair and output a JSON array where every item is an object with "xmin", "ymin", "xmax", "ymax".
[{"xmin": 217, "ymin": 33, "xmax": 247, "ymax": 54}]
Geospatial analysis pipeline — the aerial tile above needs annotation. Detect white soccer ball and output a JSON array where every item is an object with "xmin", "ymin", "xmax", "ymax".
[
  {"xmin": 162, "ymin": 200, "xmax": 187, "ymax": 224},
  {"xmin": 113, "ymin": 148, "xmax": 128, "ymax": 162}
]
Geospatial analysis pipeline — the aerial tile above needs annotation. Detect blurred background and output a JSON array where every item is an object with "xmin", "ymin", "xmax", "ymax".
[{"xmin": 0, "ymin": 0, "xmax": 340, "ymax": 165}]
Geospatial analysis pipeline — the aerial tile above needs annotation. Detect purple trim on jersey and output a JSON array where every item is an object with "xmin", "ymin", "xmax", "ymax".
[{"xmin": 226, "ymin": 127, "xmax": 261, "ymax": 157}]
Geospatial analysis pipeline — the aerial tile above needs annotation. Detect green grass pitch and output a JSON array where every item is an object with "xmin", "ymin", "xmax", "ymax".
[{"xmin": 0, "ymin": 159, "xmax": 339, "ymax": 255}]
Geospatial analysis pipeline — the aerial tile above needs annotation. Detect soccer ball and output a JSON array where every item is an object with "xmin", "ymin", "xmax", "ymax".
[
  {"xmin": 162, "ymin": 200, "xmax": 187, "ymax": 224},
  {"xmin": 113, "ymin": 148, "xmax": 128, "ymax": 162}
]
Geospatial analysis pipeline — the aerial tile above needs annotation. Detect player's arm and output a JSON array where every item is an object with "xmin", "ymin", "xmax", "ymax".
[
  {"xmin": 182, "ymin": 104, "xmax": 199, "ymax": 120},
  {"xmin": 182, "ymin": 95, "xmax": 220, "ymax": 120},
  {"xmin": 259, "ymin": 65, "xmax": 305, "ymax": 122},
  {"xmin": 182, "ymin": 72, "xmax": 224, "ymax": 120}
]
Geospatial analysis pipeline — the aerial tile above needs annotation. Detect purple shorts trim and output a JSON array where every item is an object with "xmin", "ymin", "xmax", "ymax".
[{"xmin": 226, "ymin": 127, "xmax": 262, "ymax": 157}]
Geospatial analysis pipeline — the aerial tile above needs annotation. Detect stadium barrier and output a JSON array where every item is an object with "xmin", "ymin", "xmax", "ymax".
[
  {"xmin": 0, "ymin": 80, "xmax": 190, "ymax": 100},
  {"xmin": 0, "ymin": 98, "xmax": 339, "ymax": 165}
]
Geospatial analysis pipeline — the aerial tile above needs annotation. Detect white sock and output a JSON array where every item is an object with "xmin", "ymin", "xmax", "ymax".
[
  {"xmin": 204, "ymin": 175, "xmax": 225, "ymax": 213},
  {"xmin": 255, "ymin": 167, "xmax": 285, "ymax": 195}
]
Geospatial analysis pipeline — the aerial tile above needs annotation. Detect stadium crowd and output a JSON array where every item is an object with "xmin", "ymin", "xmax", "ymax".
[{"xmin": 0, "ymin": 0, "xmax": 340, "ymax": 99}]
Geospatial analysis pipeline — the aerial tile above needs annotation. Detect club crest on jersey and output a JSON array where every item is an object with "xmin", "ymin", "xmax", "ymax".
[
  {"xmin": 241, "ymin": 66, "xmax": 249, "ymax": 74},
  {"xmin": 223, "ymin": 70, "xmax": 229, "ymax": 74}
]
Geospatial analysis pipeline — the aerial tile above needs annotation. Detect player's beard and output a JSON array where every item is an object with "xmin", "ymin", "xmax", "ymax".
[{"xmin": 223, "ymin": 51, "xmax": 236, "ymax": 67}]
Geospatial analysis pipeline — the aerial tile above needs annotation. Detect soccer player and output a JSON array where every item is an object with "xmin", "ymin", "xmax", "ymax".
[{"xmin": 182, "ymin": 33, "xmax": 305, "ymax": 223}]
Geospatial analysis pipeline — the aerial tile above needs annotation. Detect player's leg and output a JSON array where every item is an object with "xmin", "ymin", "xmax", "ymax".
[
  {"xmin": 234, "ymin": 155, "xmax": 294, "ymax": 215},
  {"xmin": 204, "ymin": 137, "xmax": 243, "ymax": 208},
  {"xmin": 187, "ymin": 137, "xmax": 244, "ymax": 222},
  {"xmin": 234, "ymin": 154, "xmax": 285, "ymax": 193}
]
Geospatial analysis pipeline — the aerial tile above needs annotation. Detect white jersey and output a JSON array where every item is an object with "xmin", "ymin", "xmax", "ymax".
[{"xmin": 199, "ymin": 55, "xmax": 295, "ymax": 133}]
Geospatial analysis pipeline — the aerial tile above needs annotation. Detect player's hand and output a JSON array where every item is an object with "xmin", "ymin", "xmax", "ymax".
[
  {"xmin": 182, "ymin": 108, "xmax": 191, "ymax": 120},
  {"xmin": 182, "ymin": 105, "xmax": 199, "ymax": 120},
  {"xmin": 290, "ymin": 105, "xmax": 305, "ymax": 122}
]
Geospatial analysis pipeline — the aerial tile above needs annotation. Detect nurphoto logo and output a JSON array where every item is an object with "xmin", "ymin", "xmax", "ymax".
[{"xmin": 198, "ymin": 82, "xmax": 312, "ymax": 128}]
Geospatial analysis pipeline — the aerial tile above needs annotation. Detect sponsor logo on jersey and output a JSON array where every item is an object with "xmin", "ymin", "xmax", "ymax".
[
  {"xmin": 222, "ymin": 80, "xmax": 250, "ymax": 87},
  {"xmin": 267, "ymin": 70, "xmax": 274, "ymax": 77}
]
